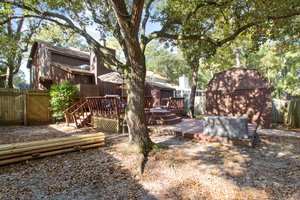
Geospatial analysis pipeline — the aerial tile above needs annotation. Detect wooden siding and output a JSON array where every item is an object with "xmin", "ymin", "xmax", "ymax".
[
  {"xmin": 51, "ymin": 52, "xmax": 89, "ymax": 67},
  {"xmin": 98, "ymin": 82, "xmax": 122, "ymax": 96},
  {"xmin": 49, "ymin": 65, "xmax": 93, "ymax": 90},
  {"xmin": 205, "ymin": 69, "xmax": 273, "ymax": 128}
]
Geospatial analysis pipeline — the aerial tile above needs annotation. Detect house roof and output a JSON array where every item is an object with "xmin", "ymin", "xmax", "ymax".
[
  {"xmin": 147, "ymin": 81, "xmax": 176, "ymax": 91},
  {"xmin": 51, "ymin": 62, "xmax": 94, "ymax": 76},
  {"xmin": 146, "ymin": 71, "xmax": 168, "ymax": 80},
  {"xmin": 205, "ymin": 68, "xmax": 273, "ymax": 92},
  {"xmin": 27, "ymin": 40, "xmax": 90, "ymax": 68}
]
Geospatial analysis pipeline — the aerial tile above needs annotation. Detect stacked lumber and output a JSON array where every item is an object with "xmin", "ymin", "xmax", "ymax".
[{"xmin": 0, "ymin": 133, "xmax": 105, "ymax": 166}]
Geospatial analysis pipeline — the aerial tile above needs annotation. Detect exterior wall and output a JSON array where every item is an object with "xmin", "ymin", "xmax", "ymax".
[
  {"xmin": 205, "ymin": 68, "xmax": 273, "ymax": 128},
  {"xmin": 47, "ymin": 65, "xmax": 93, "ymax": 90},
  {"xmin": 145, "ymin": 84, "xmax": 174, "ymax": 98},
  {"xmin": 90, "ymin": 51, "xmax": 112, "ymax": 85},
  {"xmin": 76, "ymin": 84, "xmax": 101, "ymax": 97},
  {"xmin": 205, "ymin": 89, "xmax": 272, "ymax": 128},
  {"xmin": 30, "ymin": 49, "xmax": 41, "ymax": 89},
  {"xmin": 51, "ymin": 53, "xmax": 89, "ymax": 67},
  {"xmin": 98, "ymin": 81, "xmax": 122, "ymax": 96}
]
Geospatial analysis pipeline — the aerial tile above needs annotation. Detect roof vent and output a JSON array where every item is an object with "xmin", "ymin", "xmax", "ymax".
[{"xmin": 78, "ymin": 64, "xmax": 90, "ymax": 70}]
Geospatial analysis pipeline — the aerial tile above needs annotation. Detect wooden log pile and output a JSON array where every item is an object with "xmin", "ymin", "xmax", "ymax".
[{"xmin": 0, "ymin": 133, "xmax": 105, "ymax": 166}]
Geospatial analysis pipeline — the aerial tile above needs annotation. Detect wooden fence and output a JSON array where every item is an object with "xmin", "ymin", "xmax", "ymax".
[{"xmin": 0, "ymin": 88, "xmax": 52, "ymax": 125}]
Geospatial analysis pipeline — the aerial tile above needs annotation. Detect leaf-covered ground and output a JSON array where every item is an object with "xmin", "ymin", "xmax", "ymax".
[{"xmin": 0, "ymin": 124, "xmax": 299, "ymax": 199}]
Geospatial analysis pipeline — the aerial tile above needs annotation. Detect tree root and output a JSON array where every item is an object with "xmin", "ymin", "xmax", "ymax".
[{"xmin": 124, "ymin": 141, "xmax": 168, "ymax": 174}]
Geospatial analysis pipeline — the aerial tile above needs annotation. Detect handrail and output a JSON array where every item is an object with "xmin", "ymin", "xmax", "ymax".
[
  {"xmin": 64, "ymin": 101, "xmax": 82, "ymax": 125},
  {"xmin": 71, "ymin": 100, "xmax": 91, "ymax": 128}
]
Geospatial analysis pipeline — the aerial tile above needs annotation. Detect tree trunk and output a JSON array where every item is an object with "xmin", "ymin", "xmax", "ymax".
[
  {"xmin": 188, "ymin": 63, "xmax": 199, "ymax": 118},
  {"xmin": 124, "ymin": 36, "xmax": 152, "ymax": 153},
  {"xmin": 5, "ymin": 65, "xmax": 14, "ymax": 88}
]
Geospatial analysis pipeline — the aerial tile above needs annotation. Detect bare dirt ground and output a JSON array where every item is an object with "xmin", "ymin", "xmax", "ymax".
[{"xmin": 0, "ymin": 123, "xmax": 299, "ymax": 200}]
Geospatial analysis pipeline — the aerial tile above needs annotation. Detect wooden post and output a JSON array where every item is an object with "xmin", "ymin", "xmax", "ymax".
[{"xmin": 23, "ymin": 92, "xmax": 27, "ymax": 126}]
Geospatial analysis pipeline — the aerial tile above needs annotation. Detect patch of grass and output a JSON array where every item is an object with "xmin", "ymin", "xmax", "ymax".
[
  {"xmin": 151, "ymin": 142, "xmax": 169, "ymax": 150},
  {"xmin": 194, "ymin": 114, "xmax": 204, "ymax": 120}
]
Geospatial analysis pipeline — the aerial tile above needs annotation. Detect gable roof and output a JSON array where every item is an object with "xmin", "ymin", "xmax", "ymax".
[
  {"xmin": 27, "ymin": 40, "xmax": 89, "ymax": 69},
  {"xmin": 205, "ymin": 68, "xmax": 273, "ymax": 92}
]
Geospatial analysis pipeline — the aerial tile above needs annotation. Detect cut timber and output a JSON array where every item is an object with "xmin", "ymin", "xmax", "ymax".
[
  {"xmin": 0, "ymin": 135, "xmax": 105, "ymax": 156},
  {"xmin": 0, "ymin": 133, "xmax": 105, "ymax": 151},
  {"xmin": 0, "ymin": 133, "xmax": 105, "ymax": 166},
  {"xmin": 0, "ymin": 142, "xmax": 104, "ymax": 166},
  {"xmin": 0, "ymin": 139, "xmax": 104, "ymax": 160}
]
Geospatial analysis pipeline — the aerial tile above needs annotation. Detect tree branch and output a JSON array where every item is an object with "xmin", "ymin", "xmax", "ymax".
[
  {"xmin": 218, "ymin": 11, "xmax": 300, "ymax": 46},
  {"xmin": 148, "ymin": 11, "xmax": 300, "ymax": 48},
  {"xmin": 141, "ymin": 0, "xmax": 155, "ymax": 53},
  {"xmin": 131, "ymin": 0, "xmax": 145, "ymax": 34},
  {"xmin": 3, "ymin": 0, "xmax": 126, "ymax": 70}
]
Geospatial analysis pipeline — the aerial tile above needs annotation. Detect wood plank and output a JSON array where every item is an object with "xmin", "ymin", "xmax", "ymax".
[
  {"xmin": 0, "ymin": 139, "xmax": 104, "ymax": 160},
  {"xmin": 0, "ymin": 142, "xmax": 105, "ymax": 166},
  {"xmin": 0, "ymin": 133, "xmax": 105, "ymax": 151}
]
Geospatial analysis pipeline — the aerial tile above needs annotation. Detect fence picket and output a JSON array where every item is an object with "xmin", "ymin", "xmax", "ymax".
[{"xmin": 0, "ymin": 89, "xmax": 52, "ymax": 125}]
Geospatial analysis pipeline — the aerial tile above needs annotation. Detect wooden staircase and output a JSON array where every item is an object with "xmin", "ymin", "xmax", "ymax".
[
  {"xmin": 64, "ymin": 100, "xmax": 92, "ymax": 128},
  {"xmin": 147, "ymin": 108, "xmax": 182, "ymax": 125}
]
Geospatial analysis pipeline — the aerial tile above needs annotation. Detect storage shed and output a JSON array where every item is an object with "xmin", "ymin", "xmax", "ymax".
[{"xmin": 205, "ymin": 68, "xmax": 273, "ymax": 128}]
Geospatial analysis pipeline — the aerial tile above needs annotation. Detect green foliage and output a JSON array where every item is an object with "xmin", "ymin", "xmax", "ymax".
[
  {"xmin": 13, "ymin": 70, "xmax": 29, "ymax": 89},
  {"xmin": 50, "ymin": 82, "xmax": 78, "ymax": 120},
  {"xmin": 145, "ymin": 40, "xmax": 188, "ymax": 84},
  {"xmin": 0, "ymin": 5, "xmax": 42, "ymax": 88},
  {"xmin": 33, "ymin": 23, "xmax": 88, "ymax": 51}
]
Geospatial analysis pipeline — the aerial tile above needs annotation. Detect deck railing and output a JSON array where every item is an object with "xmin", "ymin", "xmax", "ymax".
[
  {"xmin": 86, "ymin": 97, "xmax": 120, "ymax": 119},
  {"xmin": 64, "ymin": 100, "xmax": 83, "ymax": 125},
  {"xmin": 71, "ymin": 100, "xmax": 91, "ymax": 128},
  {"xmin": 65, "ymin": 95, "xmax": 184, "ymax": 128}
]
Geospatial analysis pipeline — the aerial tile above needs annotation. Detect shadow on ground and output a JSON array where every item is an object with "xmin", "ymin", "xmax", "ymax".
[
  {"xmin": 0, "ymin": 126, "xmax": 157, "ymax": 200},
  {"xmin": 148, "ymin": 130, "xmax": 300, "ymax": 199}
]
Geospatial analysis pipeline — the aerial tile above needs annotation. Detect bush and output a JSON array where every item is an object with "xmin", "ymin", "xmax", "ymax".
[{"xmin": 50, "ymin": 81, "xmax": 78, "ymax": 120}]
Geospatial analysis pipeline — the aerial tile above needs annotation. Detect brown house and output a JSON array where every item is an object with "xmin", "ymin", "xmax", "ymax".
[
  {"xmin": 205, "ymin": 68, "xmax": 273, "ymax": 128},
  {"xmin": 27, "ymin": 40, "xmax": 115, "ymax": 90},
  {"xmin": 27, "ymin": 40, "xmax": 174, "ymax": 100}
]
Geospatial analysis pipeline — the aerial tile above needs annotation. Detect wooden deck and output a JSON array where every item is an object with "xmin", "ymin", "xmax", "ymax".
[{"xmin": 148, "ymin": 118, "xmax": 257, "ymax": 144}]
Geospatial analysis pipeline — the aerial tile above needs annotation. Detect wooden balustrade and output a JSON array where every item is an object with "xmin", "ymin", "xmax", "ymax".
[
  {"xmin": 64, "ymin": 100, "xmax": 83, "ymax": 125},
  {"xmin": 65, "ymin": 95, "xmax": 184, "ymax": 129},
  {"xmin": 168, "ymin": 97, "xmax": 185, "ymax": 109},
  {"xmin": 86, "ymin": 97, "xmax": 120, "ymax": 119},
  {"xmin": 71, "ymin": 100, "xmax": 91, "ymax": 128}
]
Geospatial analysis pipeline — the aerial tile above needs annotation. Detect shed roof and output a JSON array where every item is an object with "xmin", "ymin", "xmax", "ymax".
[
  {"xmin": 51, "ymin": 62, "xmax": 94, "ymax": 76},
  {"xmin": 27, "ymin": 40, "xmax": 90, "ymax": 69},
  {"xmin": 205, "ymin": 68, "xmax": 273, "ymax": 92},
  {"xmin": 147, "ymin": 81, "xmax": 176, "ymax": 91}
]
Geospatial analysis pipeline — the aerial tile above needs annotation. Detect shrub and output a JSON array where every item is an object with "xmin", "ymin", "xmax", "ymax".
[{"xmin": 50, "ymin": 81, "xmax": 78, "ymax": 120}]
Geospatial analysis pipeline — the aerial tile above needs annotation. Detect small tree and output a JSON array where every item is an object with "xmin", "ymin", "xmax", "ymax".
[{"xmin": 50, "ymin": 81, "xmax": 78, "ymax": 120}]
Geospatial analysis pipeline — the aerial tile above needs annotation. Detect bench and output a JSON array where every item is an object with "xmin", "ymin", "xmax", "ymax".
[{"xmin": 203, "ymin": 116, "xmax": 249, "ymax": 139}]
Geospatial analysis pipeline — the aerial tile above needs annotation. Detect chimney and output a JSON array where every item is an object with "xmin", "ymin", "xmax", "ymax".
[
  {"xmin": 235, "ymin": 47, "xmax": 241, "ymax": 68},
  {"xmin": 179, "ymin": 75, "xmax": 190, "ymax": 89},
  {"xmin": 90, "ymin": 50, "xmax": 113, "ymax": 85},
  {"xmin": 90, "ymin": 51, "xmax": 100, "ymax": 85}
]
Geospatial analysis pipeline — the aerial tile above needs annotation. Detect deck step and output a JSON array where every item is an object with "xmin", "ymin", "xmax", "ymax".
[
  {"xmin": 148, "ymin": 116, "xmax": 182, "ymax": 125},
  {"xmin": 147, "ymin": 108, "xmax": 182, "ymax": 125},
  {"xmin": 148, "ymin": 113, "xmax": 178, "ymax": 120}
]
